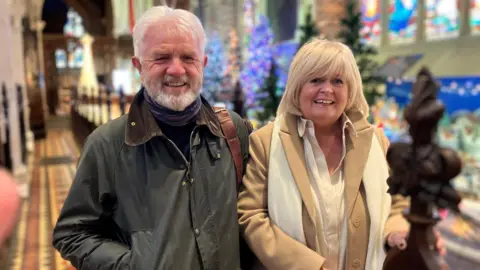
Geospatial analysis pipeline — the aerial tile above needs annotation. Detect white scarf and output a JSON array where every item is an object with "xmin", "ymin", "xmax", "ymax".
[{"xmin": 268, "ymin": 116, "xmax": 391, "ymax": 270}]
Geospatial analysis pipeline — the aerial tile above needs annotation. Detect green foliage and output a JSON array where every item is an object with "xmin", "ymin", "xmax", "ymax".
[
  {"xmin": 298, "ymin": 5, "xmax": 319, "ymax": 51},
  {"xmin": 338, "ymin": 0, "xmax": 385, "ymax": 106},
  {"xmin": 257, "ymin": 61, "xmax": 281, "ymax": 123}
]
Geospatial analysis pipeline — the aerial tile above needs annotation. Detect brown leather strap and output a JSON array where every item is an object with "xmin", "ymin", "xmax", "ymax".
[{"xmin": 214, "ymin": 107, "xmax": 243, "ymax": 186}]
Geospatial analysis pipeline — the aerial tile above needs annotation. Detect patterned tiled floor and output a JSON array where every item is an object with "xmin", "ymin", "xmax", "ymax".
[{"xmin": 5, "ymin": 129, "xmax": 79, "ymax": 270}]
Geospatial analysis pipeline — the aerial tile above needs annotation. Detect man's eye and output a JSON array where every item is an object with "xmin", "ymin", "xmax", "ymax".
[{"xmin": 183, "ymin": 56, "xmax": 195, "ymax": 62}]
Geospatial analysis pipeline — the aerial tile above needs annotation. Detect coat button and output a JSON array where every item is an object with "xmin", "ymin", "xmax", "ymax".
[
  {"xmin": 216, "ymin": 153, "xmax": 221, "ymax": 158},
  {"xmin": 353, "ymin": 217, "xmax": 360, "ymax": 228},
  {"xmin": 194, "ymin": 228, "xmax": 200, "ymax": 235},
  {"xmin": 352, "ymin": 259, "xmax": 361, "ymax": 268},
  {"xmin": 181, "ymin": 181, "xmax": 186, "ymax": 187}
]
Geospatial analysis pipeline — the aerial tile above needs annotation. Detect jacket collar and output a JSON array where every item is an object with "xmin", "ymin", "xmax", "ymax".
[
  {"xmin": 297, "ymin": 112, "xmax": 357, "ymax": 138},
  {"xmin": 125, "ymin": 88, "xmax": 224, "ymax": 146},
  {"xmin": 275, "ymin": 110, "xmax": 374, "ymax": 249}
]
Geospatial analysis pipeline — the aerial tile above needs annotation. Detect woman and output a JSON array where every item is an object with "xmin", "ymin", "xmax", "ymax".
[{"xmin": 238, "ymin": 39, "xmax": 444, "ymax": 270}]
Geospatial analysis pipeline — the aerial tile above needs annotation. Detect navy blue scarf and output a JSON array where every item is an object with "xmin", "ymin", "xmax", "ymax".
[{"xmin": 143, "ymin": 89, "xmax": 201, "ymax": 126}]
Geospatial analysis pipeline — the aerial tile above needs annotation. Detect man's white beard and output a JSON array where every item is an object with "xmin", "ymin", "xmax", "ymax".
[
  {"xmin": 153, "ymin": 89, "xmax": 199, "ymax": 111},
  {"xmin": 144, "ymin": 77, "xmax": 201, "ymax": 111}
]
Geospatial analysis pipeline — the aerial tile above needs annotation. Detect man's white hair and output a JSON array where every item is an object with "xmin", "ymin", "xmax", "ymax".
[{"xmin": 132, "ymin": 6, "xmax": 207, "ymax": 59}]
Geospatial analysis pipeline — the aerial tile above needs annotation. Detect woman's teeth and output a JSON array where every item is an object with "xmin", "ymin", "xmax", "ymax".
[{"xmin": 314, "ymin": 100, "xmax": 334, "ymax": 104}]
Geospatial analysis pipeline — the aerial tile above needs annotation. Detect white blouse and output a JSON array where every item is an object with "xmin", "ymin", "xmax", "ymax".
[{"xmin": 297, "ymin": 114, "xmax": 356, "ymax": 270}]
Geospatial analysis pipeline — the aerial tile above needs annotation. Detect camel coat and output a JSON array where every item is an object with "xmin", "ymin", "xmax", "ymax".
[{"xmin": 238, "ymin": 111, "xmax": 410, "ymax": 270}]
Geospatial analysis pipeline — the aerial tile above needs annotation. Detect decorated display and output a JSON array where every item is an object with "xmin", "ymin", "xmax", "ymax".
[
  {"xmin": 361, "ymin": 0, "xmax": 382, "ymax": 45},
  {"xmin": 389, "ymin": 0, "xmax": 418, "ymax": 44},
  {"xmin": 373, "ymin": 76, "xmax": 480, "ymax": 199},
  {"xmin": 271, "ymin": 40, "xmax": 297, "ymax": 89},
  {"xmin": 239, "ymin": 15, "xmax": 274, "ymax": 112},
  {"xmin": 226, "ymin": 29, "xmax": 241, "ymax": 83},
  {"xmin": 425, "ymin": 0, "xmax": 459, "ymax": 40},
  {"xmin": 203, "ymin": 33, "xmax": 228, "ymax": 104}
]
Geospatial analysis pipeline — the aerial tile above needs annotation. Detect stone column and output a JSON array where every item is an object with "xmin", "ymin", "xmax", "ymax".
[
  {"xmin": 78, "ymin": 34, "xmax": 99, "ymax": 123},
  {"xmin": 0, "ymin": 0, "xmax": 29, "ymax": 197},
  {"xmin": 416, "ymin": 0, "xmax": 426, "ymax": 42},
  {"xmin": 11, "ymin": 14, "xmax": 35, "ymax": 153},
  {"xmin": 459, "ymin": 0, "xmax": 471, "ymax": 36},
  {"xmin": 380, "ymin": 0, "xmax": 390, "ymax": 47},
  {"xmin": 34, "ymin": 20, "xmax": 49, "ymax": 119}
]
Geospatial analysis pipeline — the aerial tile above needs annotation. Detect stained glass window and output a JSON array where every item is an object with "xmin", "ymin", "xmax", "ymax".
[
  {"xmin": 62, "ymin": 8, "xmax": 85, "ymax": 69},
  {"xmin": 471, "ymin": 0, "xmax": 480, "ymax": 35},
  {"xmin": 425, "ymin": 0, "xmax": 459, "ymax": 40},
  {"xmin": 55, "ymin": 49, "xmax": 67, "ymax": 69},
  {"xmin": 361, "ymin": 0, "xmax": 382, "ymax": 45},
  {"xmin": 389, "ymin": 0, "xmax": 418, "ymax": 44}
]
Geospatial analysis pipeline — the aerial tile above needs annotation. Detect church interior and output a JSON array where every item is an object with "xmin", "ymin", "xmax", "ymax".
[{"xmin": 0, "ymin": 0, "xmax": 479, "ymax": 269}]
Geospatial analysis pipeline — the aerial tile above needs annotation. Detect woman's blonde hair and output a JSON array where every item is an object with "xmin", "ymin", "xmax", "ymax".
[{"xmin": 277, "ymin": 39, "xmax": 369, "ymax": 117}]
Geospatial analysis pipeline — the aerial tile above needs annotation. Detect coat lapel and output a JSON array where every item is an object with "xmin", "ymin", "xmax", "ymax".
[
  {"xmin": 277, "ymin": 114, "xmax": 319, "ymax": 250},
  {"xmin": 344, "ymin": 110, "xmax": 374, "ymax": 217}
]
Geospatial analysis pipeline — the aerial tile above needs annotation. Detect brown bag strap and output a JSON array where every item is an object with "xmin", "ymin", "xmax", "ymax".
[{"xmin": 213, "ymin": 107, "xmax": 243, "ymax": 187}]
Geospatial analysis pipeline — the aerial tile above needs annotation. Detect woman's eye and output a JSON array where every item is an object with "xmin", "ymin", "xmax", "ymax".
[
  {"xmin": 334, "ymin": 79, "xmax": 344, "ymax": 85},
  {"xmin": 311, "ymin": 78, "xmax": 324, "ymax": 83}
]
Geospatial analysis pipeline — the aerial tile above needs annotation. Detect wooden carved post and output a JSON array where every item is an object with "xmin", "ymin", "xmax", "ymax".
[
  {"xmin": 119, "ymin": 86, "xmax": 126, "ymax": 116},
  {"xmin": 97, "ymin": 86, "xmax": 103, "ymax": 126},
  {"xmin": 82, "ymin": 87, "xmax": 88, "ymax": 118},
  {"xmin": 106, "ymin": 85, "xmax": 112, "ymax": 121},
  {"xmin": 383, "ymin": 68, "xmax": 463, "ymax": 270},
  {"xmin": 2, "ymin": 84, "xmax": 11, "ymax": 170},
  {"xmin": 71, "ymin": 86, "xmax": 78, "ymax": 112},
  {"xmin": 16, "ymin": 85, "xmax": 26, "ymax": 164}
]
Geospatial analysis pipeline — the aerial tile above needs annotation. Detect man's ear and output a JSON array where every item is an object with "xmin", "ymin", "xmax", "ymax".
[
  {"xmin": 132, "ymin": 56, "xmax": 142, "ymax": 74},
  {"xmin": 132, "ymin": 56, "xmax": 144, "ymax": 81},
  {"xmin": 203, "ymin": 55, "xmax": 208, "ymax": 68}
]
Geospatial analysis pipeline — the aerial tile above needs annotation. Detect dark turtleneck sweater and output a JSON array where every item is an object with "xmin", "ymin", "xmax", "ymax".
[{"xmin": 143, "ymin": 90, "xmax": 201, "ymax": 160}]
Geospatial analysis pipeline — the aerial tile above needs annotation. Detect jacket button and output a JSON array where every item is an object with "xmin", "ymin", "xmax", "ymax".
[
  {"xmin": 353, "ymin": 217, "xmax": 360, "ymax": 228},
  {"xmin": 352, "ymin": 259, "xmax": 361, "ymax": 268},
  {"xmin": 194, "ymin": 228, "xmax": 200, "ymax": 235},
  {"xmin": 216, "ymin": 153, "xmax": 221, "ymax": 158},
  {"xmin": 181, "ymin": 181, "xmax": 187, "ymax": 187}
]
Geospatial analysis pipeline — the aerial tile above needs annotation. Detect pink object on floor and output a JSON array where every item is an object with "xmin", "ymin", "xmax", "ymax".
[{"xmin": 0, "ymin": 168, "xmax": 20, "ymax": 247}]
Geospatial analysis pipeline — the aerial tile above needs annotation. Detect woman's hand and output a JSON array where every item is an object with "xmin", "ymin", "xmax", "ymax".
[{"xmin": 387, "ymin": 230, "xmax": 447, "ymax": 256}]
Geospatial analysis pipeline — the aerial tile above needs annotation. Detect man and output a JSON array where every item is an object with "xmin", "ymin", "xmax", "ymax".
[{"xmin": 53, "ymin": 6, "xmax": 251, "ymax": 270}]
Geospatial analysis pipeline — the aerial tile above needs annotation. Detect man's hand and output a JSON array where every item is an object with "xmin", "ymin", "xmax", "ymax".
[{"xmin": 387, "ymin": 230, "xmax": 447, "ymax": 256}]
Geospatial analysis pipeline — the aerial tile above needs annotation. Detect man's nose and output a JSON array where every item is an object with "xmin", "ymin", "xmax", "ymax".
[{"xmin": 166, "ymin": 58, "xmax": 186, "ymax": 76}]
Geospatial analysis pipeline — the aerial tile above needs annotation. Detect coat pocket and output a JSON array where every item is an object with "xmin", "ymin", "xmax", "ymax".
[{"xmin": 129, "ymin": 230, "xmax": 154, "ymax": 270}]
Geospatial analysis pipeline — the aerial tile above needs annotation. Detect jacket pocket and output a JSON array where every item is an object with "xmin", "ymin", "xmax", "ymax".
[{"xmin": 129, "ymin": 230, "xmax": 154, "ymax": 270}]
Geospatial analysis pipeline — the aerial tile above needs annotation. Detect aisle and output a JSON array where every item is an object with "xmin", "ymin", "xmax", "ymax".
[{"xmin": 5, "ymin": 128, "xmax": 79, "ymax": 270}]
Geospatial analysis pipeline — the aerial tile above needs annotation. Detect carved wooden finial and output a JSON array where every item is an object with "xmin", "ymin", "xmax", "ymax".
[{"xmin": 383, "ymin": 67, "xmax": 463, "ymax": 270}]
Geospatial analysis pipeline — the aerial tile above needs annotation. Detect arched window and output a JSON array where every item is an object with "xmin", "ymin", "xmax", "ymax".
[
  {"xmin": 62, "ymin": 8, "xmax": 85, "ymax": 69},
  {"xmin": 55, "ymin": 49, "xmax": 67, "ymax": 69}
]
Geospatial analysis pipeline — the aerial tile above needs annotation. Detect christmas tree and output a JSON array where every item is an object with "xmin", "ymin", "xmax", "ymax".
[
  {"xmin": 256, "ymin": 59, "xmax": 281, "ymax": 123},
  {"xmin": 226, "ymin": 28, "xmax": 241, "ymax": 83},
  {"xmin": 298, "ymin": 5, "xmax": 319, "ymax": 51},
  {"xmin": 338, "ymin": 0, "xmax": 385, "ymax": 106},
  {"xmin": 203, "ymin": 33, "xmax": 227, "ymax": 104},
  {"xmin": 239, "ymin": 15, "xmax": 274, "ymax": 112}
]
